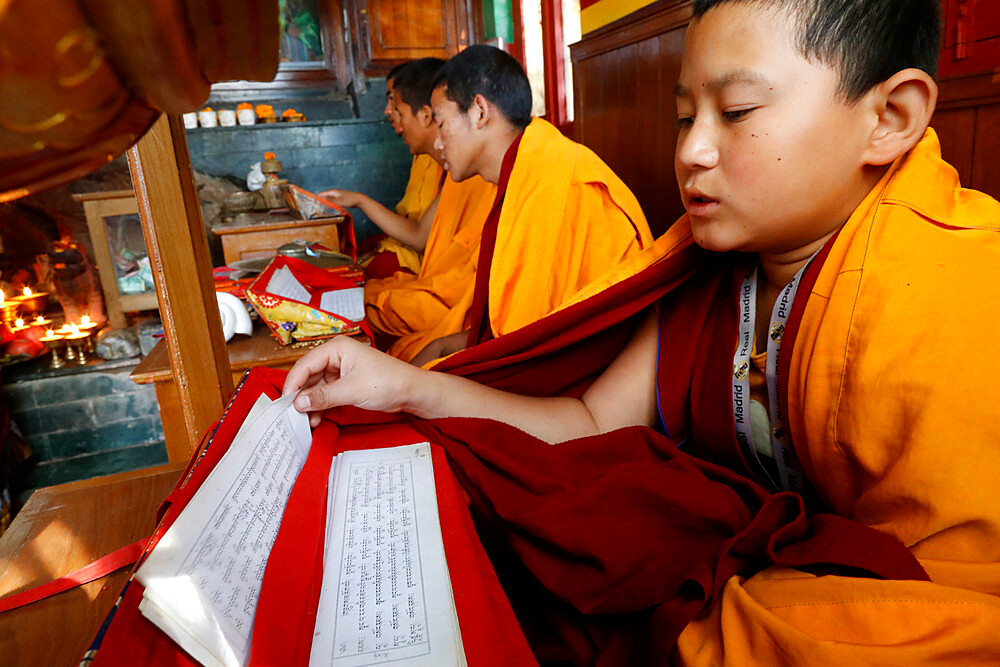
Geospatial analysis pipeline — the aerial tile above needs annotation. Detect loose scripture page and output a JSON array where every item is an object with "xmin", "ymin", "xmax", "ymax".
[
  {"xmin": 266, "ymin": 265, "xmax": 312, "ymax": 303},
  {"xmin": 136, "ymin": 393, "xmax": 312, "ymax": 667},
  {"xmin": 309, "ymin": 443, "xmax": 465, "ymax": 667},
  {"xmin": 318, "ymin": 287, "xmax": 365, "ymax": 322}
]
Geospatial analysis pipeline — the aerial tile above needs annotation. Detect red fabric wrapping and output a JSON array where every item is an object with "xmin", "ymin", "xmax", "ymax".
[
  {"xmin": 0, "ymin": 539, "xmax": 147, "ymax": 614},
  {"xmin": 250, "ymin": 421, "xmax": 534, "ymax": 667},
  {"xmin": 90, "ymin": 369, "xmax": 532, "ymax": 667},
  {"xmin": 90, "ymin": 370, "xmax": 285, "ymax": 667}
]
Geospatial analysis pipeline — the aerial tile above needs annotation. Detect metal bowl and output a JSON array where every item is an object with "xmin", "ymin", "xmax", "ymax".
[{"xmin": 223, "ymin": 190, "xmax": 258, "ymax": 214}]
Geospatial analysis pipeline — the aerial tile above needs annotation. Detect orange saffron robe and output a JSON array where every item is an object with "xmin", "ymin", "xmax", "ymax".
[
  {"xmin": 394, "ymin": 153, "xmax": 443, "ymax": 222},
  {"xmin": 368, "ymin": 153, "xmax": 444, "ymax": 275},
  {"xmin": 364, "ymin": 174, "xmax": 496, "ymax": 341},
  {"xmin": 395, "ymin": 117, "xmax": 654, "ymax": 363},
  {"xmin": 673, "ymin": 129, "xmax": 1000, "ymax": 663}
]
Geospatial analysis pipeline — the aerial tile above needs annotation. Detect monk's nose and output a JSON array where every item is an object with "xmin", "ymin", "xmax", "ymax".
[{"xmin": 676, "ymin": 121, "xmax": 720, "ymax": 171}]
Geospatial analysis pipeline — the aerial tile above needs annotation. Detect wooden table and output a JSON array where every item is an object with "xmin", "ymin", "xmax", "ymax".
[
  {"xmin": 0, "ymin": 463, "xmax": 184, "ymax": 666},
  {"xmin": 212, "ymin": 211, "xmax": 347, "ymax": 265}
]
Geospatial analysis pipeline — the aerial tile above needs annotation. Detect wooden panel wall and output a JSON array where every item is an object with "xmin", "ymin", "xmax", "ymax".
[
  {"xmin": 347, "ymin": 0, "xmax": 474, "ymax": 76},
  {"xmin": 570, "ymin": 0, "xmax": 1000, "ymax": 238},
  {"xmin": 932, "ymin": 72, "xmax": 1000, "ymax": 200},
  {"xmin": 570, "ymin": 1, "xmax": 691, "ymax": 238}
]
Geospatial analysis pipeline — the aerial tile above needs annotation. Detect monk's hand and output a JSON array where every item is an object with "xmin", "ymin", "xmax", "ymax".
[
  {"xmin": 317, "ymin": 188, "xmax": 367, "ymax": 209},
  {"xmin": 282, "ymin": 336, "xmax": 418, "ymax": 427}
]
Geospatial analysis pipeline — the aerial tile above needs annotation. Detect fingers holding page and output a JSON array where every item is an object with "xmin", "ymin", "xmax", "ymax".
[{"xmin": 283, "ymin": 336, "xmax": 418, "ymax": 421}]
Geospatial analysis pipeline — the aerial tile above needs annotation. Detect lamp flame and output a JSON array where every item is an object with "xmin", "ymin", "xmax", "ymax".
[{"xmin": 23, "ymin": 287, "xmax": 31, "ymax": 297}]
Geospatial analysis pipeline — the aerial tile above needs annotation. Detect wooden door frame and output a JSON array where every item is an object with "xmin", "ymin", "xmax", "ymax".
[{"xmin": 128, "ymin": 115, "xmax": 234, "ymax": 462}]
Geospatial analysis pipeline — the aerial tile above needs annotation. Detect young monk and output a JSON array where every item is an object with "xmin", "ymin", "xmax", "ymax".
[
  {"xmin": 365, "ymin": 67, "xmax": 497, "ymax": 353},
  {"xmin": 321, "ymin": 59, "xmax": 445, "ymax": 276},
  {"xmin": 286, "ymin": 0, "xmax": 1000, "ymax": 661},
  {"xmin": 382, "ymin": 60, "xmax": 441, "ymax": 225},
  {"xmin": 403, "ymin": 45, "xmax": 654, "ymax": 363},
  {"xmin": 381, "ymin": 61, "xmax": 405, "ymax": 136}
]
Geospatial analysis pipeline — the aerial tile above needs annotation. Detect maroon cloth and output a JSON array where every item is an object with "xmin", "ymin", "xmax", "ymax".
[
  {"xmin": 403, "ymin": 237, "xmax": 930, "ymax": 664},
  {"xmin": 466, "ymin": 132, "xmax": 525, "ymax": 348},
  {"xmin": 363, "ymin": 250, "xmax": 416, "ymax": 281},
  {"xmin": 310, "ymin": 408, "xmax": 928, "ymax": 667}
]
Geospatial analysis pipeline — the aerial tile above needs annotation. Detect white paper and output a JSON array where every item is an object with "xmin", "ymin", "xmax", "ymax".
[
  {"xmin": 266, "ymin": 266, "xmax": 312, "ymax": 303},
  {"xmin": 137, "ymin": 393, "xmax": 312, "ymax": 667},
  {"xmin": 318, "ymin": 287, "xmax": 365, "ymax": 322},
  {"xmin": 309, "ymin": 444, "xmax": 464, "ymax": 667}
]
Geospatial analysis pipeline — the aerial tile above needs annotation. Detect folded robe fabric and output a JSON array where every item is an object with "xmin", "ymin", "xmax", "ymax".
[{"xmin": 365, "ymin": 174, "xmax": 496, "ymax": 349}]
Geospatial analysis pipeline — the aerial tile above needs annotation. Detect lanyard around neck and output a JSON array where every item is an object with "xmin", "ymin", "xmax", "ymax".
[{"xmin": 731, "ymin": 263, "xmax": 810, "ymax": 493}]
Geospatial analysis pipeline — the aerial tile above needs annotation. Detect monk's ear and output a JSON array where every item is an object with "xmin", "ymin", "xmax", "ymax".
[
  {"xmin": 417, "ymin": 104, "xmax": 434, "ymax": 128},
  {"xmin": 862, "ymin": 68, "xmax": 938, "ymax": 166},
  {"xmin": 470, "ymin": 93, "xmax": 491, "ymax": 130}
]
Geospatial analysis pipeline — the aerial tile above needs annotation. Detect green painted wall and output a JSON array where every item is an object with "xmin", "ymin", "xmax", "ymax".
[{"xmin": 481, "ymin": 0, "xmax": 514, "ymax": 44}]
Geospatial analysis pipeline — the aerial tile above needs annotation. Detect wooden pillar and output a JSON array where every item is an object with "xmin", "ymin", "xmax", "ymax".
[{"xmin": 127, "ymin": 114, "xmax": 234, "ymax": 462}]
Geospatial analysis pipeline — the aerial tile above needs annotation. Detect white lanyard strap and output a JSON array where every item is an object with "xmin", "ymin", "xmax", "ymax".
[{"xmin": 731, "ymin": 263, "xmax": 810, "ymax": 493}]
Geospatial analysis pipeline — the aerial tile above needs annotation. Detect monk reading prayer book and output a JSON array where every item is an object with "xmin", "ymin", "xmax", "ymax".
[{"xmin": 134, "ymin": 393, "xmax": 464, "ymax": 667}]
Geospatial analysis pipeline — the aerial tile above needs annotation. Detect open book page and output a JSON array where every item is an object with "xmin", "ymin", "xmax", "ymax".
[
  {"xmin": 310, "ymin": 444, "xmax": 465, "ymax": 666},
  {"xmin": 136, "ymin": 393, "xmax": 312, "ymax": 667},
  {"xmin": 318, "ymin": 287, "xmax": 365, "ymax": 322},
  {"xmin": 266, "ymin": 265, "xmax": 312, "ymax": 303}
]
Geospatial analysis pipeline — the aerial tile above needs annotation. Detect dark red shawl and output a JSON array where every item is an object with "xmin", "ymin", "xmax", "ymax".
[{"xmin": 315, "ymin": 235, "xmax": 926, "ymax": 665}]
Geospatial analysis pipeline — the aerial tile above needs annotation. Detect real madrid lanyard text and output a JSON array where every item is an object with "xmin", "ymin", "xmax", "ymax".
[{"xmin": 732, "ymin": 263, "xmax": 809, "ymax": 494}]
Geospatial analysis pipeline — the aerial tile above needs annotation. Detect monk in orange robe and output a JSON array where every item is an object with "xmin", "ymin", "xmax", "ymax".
[
  {"xmin": 365, "ymin": 173, "xmax": 496, "ymax": 350},
  {"xmin": 285, "ymin": 0, "xmax": 1000, "ymax": 662},
  {"xmin": 402, "ymin": 46, "xmax": 652, "ymax": 364},
  {"xmin": 319, "ymin": 58, "xmax": 445, "ymax": 277}
]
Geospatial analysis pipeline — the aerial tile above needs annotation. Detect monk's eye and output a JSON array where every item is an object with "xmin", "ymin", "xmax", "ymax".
[
  {"xmin": 722, "ymin": 108, "xmax": 754, "ymax": 122},
  {"xmin": 676, "ymin": 116, "xmax": 694, "ymax": 128}
]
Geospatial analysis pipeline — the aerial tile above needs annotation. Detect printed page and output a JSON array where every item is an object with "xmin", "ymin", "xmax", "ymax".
[
  {"xmin": 318, "ymin": 287, "xmax": 365, "ymax": 322},
  {"xmin": 136, "ymin": 393, "xmax": 312, "ymax": 667},
  {"xmin": 309, "ymin": 443, "xmax": 465, "ymax": 667},
  {"xmin": 266, "ymin": 265, "xmax": 312, "ymax": 303}
]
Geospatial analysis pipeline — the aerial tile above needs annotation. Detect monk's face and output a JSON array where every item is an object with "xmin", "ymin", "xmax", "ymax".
[
  {"xmin": 384, "ymin": 79, "xmax": 402, "ymax": 136},
  {"xmin": 394, "ymin": 99, "xmax": 437, "ymax": 158},
  {"xmin": 674, "ymin": 4, "xmax": 874, "ymax": 258},
  {"xmin": 431, "ymin": 85, "xmax": 481, "ymax": 182}
]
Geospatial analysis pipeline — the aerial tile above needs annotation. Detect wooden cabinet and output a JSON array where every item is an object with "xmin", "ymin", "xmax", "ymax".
[
  {"xmin": 940, "ymin": 0, "xmax": 1000, "ymax": 77},
  {"xmin": 73, "ymin": 190, "xmax": 159, "ymax": 329},
  {"xmin": 932, "ymin": 0, "xmax": 1000, "ymax": 202},
  {"xmin": 346, "ymin": 0, "xmax": 475, "ymax": 76}
]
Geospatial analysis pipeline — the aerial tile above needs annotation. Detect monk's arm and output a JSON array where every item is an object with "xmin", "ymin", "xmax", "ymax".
[
  {"xmin": 318, "ymin": 188, "xmax": 439, "ymax": 250},
  {"xmin": 409, "ymin": 330, "xmax": 470, "ymax": 367},
  {"xmin": 283, "ymin": 308, "xmax": 660, "ymax": 443}
]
